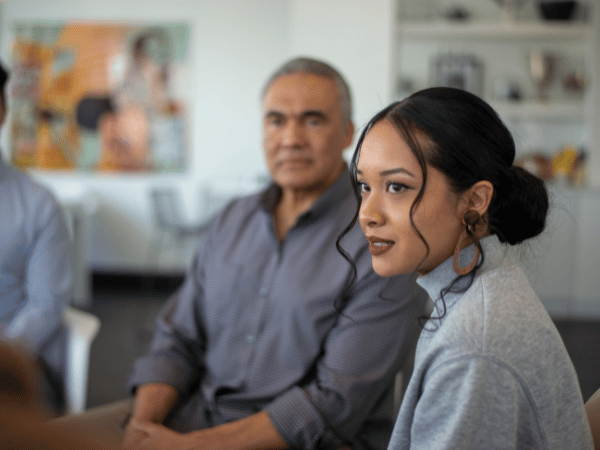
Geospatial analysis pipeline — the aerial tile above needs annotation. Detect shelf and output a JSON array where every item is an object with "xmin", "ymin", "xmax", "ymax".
[
  {"xmin": 490, "ymin": 100, "xmax": 585, "ymax": 121},
  {"xmin": 398, "ymin": 20, "xmax": 592, "ymax": 40}
]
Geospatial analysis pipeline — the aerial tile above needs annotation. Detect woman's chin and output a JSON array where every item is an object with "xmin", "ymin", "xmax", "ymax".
[{"xmin": 372, "ymin": 261, "xmax": 405, "ymax": 278}]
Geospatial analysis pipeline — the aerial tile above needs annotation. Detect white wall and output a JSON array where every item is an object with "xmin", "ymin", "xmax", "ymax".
[
  {"xmin": 0, "ymin": 0, "xmax": 292, "ymax": 270},
  {"xmin": 288, "ymin": 0, "xmax": 395, "ymax": 133},
  {"xmin": 0, "ymin": 0, "xmax": 396, "ymax": 271}
]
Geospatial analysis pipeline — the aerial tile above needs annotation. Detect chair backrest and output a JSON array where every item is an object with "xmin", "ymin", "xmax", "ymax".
[
  {"xmin": 63, "ymin": 307, "xmax": 101, "ymax": 414},
  {"xmin": 586, "ymin": 388, "xmax": 600, "ymax": 449},
  {"xmin": 150, "ymin": 188, "xmax": 185, "ymax": 229}
]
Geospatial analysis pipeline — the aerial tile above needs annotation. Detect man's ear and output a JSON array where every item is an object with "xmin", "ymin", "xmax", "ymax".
[
  {"xmin": 461, "ymin": 180, "xmax": 494, "ymax": 220},
  {"xmin": 342, "ymin": 121, "xmax": 355, "ymax": 149}
]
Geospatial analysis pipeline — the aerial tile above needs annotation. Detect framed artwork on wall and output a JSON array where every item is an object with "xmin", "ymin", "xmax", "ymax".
[{"xmin": 10, "ymin": 22, "xmax": 189, "ymax": 173}]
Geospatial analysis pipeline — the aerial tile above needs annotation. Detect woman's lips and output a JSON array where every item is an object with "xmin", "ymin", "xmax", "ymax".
[{"xmin": 367, "ymin": 237, "xmax": 395, "ymax": 256}]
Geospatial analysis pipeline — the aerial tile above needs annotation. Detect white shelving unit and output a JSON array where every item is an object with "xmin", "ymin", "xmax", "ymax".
[
  {"xmin": 393, "ymin": 2, "xmax": 598, "ymax": 171},
  {"xmin": 490, "ymin": 100, "xmax": 585, "ymax": 122},
  {"xmin": 392, "ymin": 1, "xmax": 600, "ymax": 318},
  {"xmin": 398, "ymin": 20, "xmax": 591, "ymax": 40}
]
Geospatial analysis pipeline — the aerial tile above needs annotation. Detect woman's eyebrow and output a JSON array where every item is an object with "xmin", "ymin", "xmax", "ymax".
[
  {"xmin": 379, "ymin": 167, "xmax": 415, "ymax": 177},
  {"xmin": 355, "ymin": 167, "xmax": 416, "ymax": 177}
]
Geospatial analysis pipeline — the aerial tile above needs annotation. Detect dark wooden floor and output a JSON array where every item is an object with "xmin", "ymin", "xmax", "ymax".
[{"xmin": 85, "ymin": 274, "xmax": 600, "ymax": 408}]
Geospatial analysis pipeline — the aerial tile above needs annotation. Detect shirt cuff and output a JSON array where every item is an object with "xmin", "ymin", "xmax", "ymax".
[
  {"xmin": 265, "ymin": 386, "xmax": 326, "ymax": 450},
  {"xmin": 127, "ymin": 355, "xmax": 199, "ymax": 396}
]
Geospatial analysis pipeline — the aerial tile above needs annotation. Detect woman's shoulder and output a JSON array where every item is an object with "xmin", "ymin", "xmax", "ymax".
[
  {"xmin": 427, "ymin": 264, "xmax": 560, "ymax": 364},
  {"xmin": 460, "ymin": 264, "xmax": 572, "ymax": 379}
]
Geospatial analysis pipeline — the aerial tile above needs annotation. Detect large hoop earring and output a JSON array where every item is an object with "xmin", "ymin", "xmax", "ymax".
[{"xmin": 453, "ymin": 210, "xmax": 482, "ymax": 276}]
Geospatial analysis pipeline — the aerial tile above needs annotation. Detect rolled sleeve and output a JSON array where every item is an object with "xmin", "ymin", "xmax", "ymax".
[
  {"xmin": 266, "ymin": 386, "xmax": 328, "ymax": 449},
  {"xmin": 266, "ymin": 271, "xmax": 425, "ymax": 449}
]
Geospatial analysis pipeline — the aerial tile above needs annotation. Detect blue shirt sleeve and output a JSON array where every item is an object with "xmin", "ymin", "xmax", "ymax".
[{"xmin": 4, "ymin": 191, "xmax": 73, "ymax": 352}]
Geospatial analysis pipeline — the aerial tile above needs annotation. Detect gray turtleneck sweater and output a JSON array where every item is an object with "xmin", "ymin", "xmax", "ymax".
[{"xmin": 388, "ymin": 235, "xmax": 593, "ymax": 449}]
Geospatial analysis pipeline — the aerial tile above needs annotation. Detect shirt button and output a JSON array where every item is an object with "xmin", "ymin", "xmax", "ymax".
[
  {"xmin": 245, "ymin": 334, "xmax": 256, "ymax": 344},
  {"xmin": 259, "ymin": 287, "xmax": 268, "ymax": 297}
]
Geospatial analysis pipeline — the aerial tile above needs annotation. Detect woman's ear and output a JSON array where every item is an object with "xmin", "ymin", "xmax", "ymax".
[{"xmin": 461, "ymin": 180, "xmax": 494, "ymax": 220}]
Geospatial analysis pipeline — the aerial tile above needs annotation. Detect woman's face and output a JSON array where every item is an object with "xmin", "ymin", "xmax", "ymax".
[{"xmin": 357, "ymin": 120, "xmax": 466, "ymax": 277}]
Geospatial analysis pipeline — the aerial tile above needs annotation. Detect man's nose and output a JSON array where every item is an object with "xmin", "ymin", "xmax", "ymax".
[{"xmin": 281, "ymin": 121, "xmax": 305, "ymax": 147}]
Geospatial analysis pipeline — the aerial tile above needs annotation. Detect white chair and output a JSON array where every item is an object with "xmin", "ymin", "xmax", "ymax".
[
  {"xmin": 147, "ymin": 187, "xmax": 211, "ymax": 269},
  {"xmin": 63, "ymin": 306, "xmax": 101, "ymax": 414}
]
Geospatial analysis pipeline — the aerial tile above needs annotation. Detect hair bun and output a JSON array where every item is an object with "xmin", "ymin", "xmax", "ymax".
[{"xmin": 488, "ymin": 166, "xmax": 549, "ymax": 245}]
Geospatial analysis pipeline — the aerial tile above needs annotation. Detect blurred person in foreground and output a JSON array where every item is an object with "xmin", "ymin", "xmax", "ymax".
[
  {"xmin": 0, "ymin": 62, "xmax": 73, "ymax": 415},
  {"xmin": 0, "ymin": 342, "xmax": 108, "ymax": 450},
  {"xmin": 62, "ymin": 57, "xmax": 427, "ymax": 450}
]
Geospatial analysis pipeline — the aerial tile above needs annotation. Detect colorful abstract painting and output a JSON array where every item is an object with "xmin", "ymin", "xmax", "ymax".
[{"xmin": 10, "ymin": 22, "xmax": 189, "ymax": 172}]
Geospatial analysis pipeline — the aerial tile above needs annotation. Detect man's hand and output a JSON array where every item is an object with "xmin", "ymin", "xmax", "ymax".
[
  {"xmin": 122, "ymin": 411, "xmax": 289, "ymax": 450},
  {"xmin": 123, "ymin": 419, "xmax": 191, "ymax": 450},
  {"xmin": 121, "ymin": 421, "xmax": 150, "ymax": 450}
]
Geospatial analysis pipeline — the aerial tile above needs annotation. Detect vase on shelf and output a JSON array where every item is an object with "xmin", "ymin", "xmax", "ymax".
[{"xmin": 492, "ymin": 0, "xmax": 530, "ymax": 21}]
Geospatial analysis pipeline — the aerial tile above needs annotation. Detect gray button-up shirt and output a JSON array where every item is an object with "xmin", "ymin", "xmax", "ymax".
[{"xmin": 129, "ymin": 169, "xmax": 427, "ymax": 449}]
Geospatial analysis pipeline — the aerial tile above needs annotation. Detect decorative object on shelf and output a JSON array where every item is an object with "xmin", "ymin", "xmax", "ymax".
[
  {"xmin": 492, "ymin": 0, "xmax": 530, "ymax": 21},
  {"xmin": 528, "ymin": 50, "xmax": 557, "ymax": 101},
  {"xmin": 516, "ymin": 146, "xmax": 586, "ymax": 186},
  {"xmin": 562, "ymin": 69, "xmax": 586, "ymax": 97},
  {"xmin": 537, "ymin": 0, "xmax": 578, "ymax": 21},
  {"xmin": 442, "ymin": 5, "xmax": 471, "ymax": 21},
  {"xmin": 552, "ymin": 145, "xmax": 586, "ymax": 186},
  {"xmin": 493, "ymin": 77, "xmax": 523, "ymax": 101},
  {"xmin": 432, "ymin": 53, "xmax": 484, "ymax": 96},
  {"xmin": 516, "ymin": 153, "xmax": 554, "ymax": 180}
]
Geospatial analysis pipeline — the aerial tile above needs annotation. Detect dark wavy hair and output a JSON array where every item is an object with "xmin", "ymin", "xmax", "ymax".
[
  {"xmin": 336, "ymin": 87, "xmax": 548, "ymax": 319},
  {"xmin": 0, "ymin": 61, "xmax": 8, "ymax": 107}
]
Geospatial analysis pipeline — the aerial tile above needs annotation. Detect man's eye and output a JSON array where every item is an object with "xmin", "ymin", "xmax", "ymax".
[{"xmin": 266, "ymin": 116, "xmax": 284, "ymax": 126}]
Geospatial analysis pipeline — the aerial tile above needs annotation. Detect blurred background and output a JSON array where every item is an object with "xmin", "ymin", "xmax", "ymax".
[{"xmin": 0, "ymin": 0, "xmax": 598, "ymax": 409}]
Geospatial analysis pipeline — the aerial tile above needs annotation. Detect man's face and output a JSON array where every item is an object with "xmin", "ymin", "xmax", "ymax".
[{"xmin": 262, "ymin": 72, "xmax": 353, "ymax": 194}]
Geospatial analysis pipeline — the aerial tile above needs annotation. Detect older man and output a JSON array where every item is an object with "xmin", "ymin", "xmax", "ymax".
[{"xmin": 72, "ymin": 57, "xmax": 426, "ymax": 450}]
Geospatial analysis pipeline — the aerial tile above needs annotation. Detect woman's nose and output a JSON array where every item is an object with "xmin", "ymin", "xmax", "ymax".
[{"xmin": 359, "ymin": 192, "xmax": 384, "ymax": 228}]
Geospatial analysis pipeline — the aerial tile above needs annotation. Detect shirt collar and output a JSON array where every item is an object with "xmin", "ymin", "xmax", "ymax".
[
  {"xmin": 416, "ymin": 234, "xmax": 508, "ymax": 316},
  {"xmin": 259, "ymin": 166, "xmax": 354, "ymax": 220}
]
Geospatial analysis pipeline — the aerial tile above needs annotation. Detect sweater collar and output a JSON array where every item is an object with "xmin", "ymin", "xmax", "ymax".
[{"xmin": 417, "ymin": 234, "xmax": 508, "ymax": 317}]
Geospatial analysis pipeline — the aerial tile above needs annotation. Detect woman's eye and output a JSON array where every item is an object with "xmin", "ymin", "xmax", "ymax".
[
  {"xmin": 387, "ymin": 182, "xmax": 408, "ymax": 194},
  {"xmin": 358, "ymin": 182, "xmax": 370, "ymax": 193}
]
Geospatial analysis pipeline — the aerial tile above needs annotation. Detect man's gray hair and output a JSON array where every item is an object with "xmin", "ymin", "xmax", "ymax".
[{"xmin": 262, "ymin": 57, "xmax": 353, "ymax": 125}]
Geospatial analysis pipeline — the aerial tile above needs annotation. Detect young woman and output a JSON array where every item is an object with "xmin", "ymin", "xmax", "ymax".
[{"xmin": 345, "ymin": 87, "xmax": 593, "ymax": 449}]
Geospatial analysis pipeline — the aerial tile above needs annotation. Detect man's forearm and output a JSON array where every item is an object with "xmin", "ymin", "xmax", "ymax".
[
  {"xmin": 131, "ymin": 382, "xmax": 179, "ymax": 424},
  {"xmin": 185, "ymin": 411, "xmax": 289, "ymax": 450}
]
